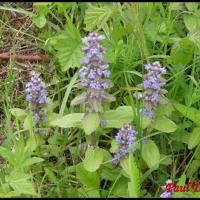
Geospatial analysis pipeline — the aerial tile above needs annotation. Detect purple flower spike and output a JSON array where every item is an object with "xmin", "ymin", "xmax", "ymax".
[
  {"xmin": 79, "ymin": 32, "xmax": 112, "ymax": 112},
  {"xmin": 142, "ymin": 61, "xmax": 167, "ymax": 118},
  {"xmin": 25, "ymin": 71, "xmax": 47, "ymax": 124},
  {"xmin": 113, "ymin": 124, "xmax": 138, "ymax": 164}
]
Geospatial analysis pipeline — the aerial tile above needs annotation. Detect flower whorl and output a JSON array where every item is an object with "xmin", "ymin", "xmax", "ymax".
[
  {"xmin": 79, "ymin": 32, "xmax": 112, "ymax": 112},
  {"xmin": 114, "ymin": 124, "xmax": 138, "ymax": 163},
  {"xmin": 25, "ymin": 71, "xmax": 47, "ymax": 123},
  {"xmin": 142, "ymin": 61, "xmax": 167, "ymax": 118}
]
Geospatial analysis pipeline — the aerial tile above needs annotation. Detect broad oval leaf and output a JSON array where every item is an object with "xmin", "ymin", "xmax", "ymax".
[
  {"xmin": 49, "ymin": 113, "xmax": 84, "ymax": 128},
  {"xmin": 102, "ymin": 106, "xmax": 134, "ymax": 128},
  {"xmin": 188, "ymin": 127, "xmax": 200, "ymax": 149},
  {"xmin": 152, "ymin": 116, "xmax": 177, "ymax": 133},
  {"xmin": 82, "ymin": 113, "xmax": 100, "ymax": 135},
  {"xmin": 141, "ymin": 140, "xmax": 160, "ymax": 170},
  {"xmin": 183, "ymin": 14, "xmax": 198, "ymax": 32},
  {"xmin": 76, "ymin": 163, "xmax": 99, "ymax": 189},
  {"xmin": 83, "ymin": 147, "xmax": 103, "ymax": 172},
  {"xmin": 170, "ymin": 38, "xmax": 194, "ymax": 66}
]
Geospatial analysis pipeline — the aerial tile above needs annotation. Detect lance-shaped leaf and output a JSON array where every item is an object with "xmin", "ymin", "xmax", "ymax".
[{"xmin": 71, "ymin": 92, "xmax": 87, "ymax": 106}]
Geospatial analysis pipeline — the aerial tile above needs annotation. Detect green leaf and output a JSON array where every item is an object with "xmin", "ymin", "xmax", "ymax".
[
  {"xmin": 32, "ymin": 14, "xmax": 46, "ymax": 28},
  {"xmin": 170, "ymin": 3, "xmax": 184, "ymax": 10},
  {"xmin": 185, "ymin": 3, "xmax": 198, "ymax": 11},
  {"xmin": 23, "ymin": 157, "xmax": 44, "ymax": 167},
  {"xmin": 55, "ymin": 2, "xmax": 75, "ymax": 13},
  {"xmin": 0, "ymin": 146, "xmax": 16, "ymax": 166},
  {"xmin": 120, "ymin": 156, "xmax": 140, "ymax": 197},
  {"xmin": 110, "ymin": 139, "xmax": 118, "ymax": 153},
  {"xmin": 82, "ymin": 113, "xmax": 100, "ymax": 135},
  {"xmin": 152, "ymin": 116, "xmax": 177, "ymax": 133},
  {"xmin": 83, "ymin": 147, "xmax": 103, "ymax": 172},
  {"xmin": 6, "ymin": 171, "xmax": 36, "ymax": 196},
  {"xmin": 188, "ymin": 30, "xmax": 200, "ymax": 50},
  {"xmin": 183, "ymin": 14, "xmax": 198, "ymax": 32},
  {"xmin": 84, "ymin": 6, "xmax": 112, "ymax": 31},
  {"xmin": 188, "ymin": 127, "xmax": 200, "ymax": 149},
  {"xmin": 172, "ymin": 173, "xmax": 186, "ymax": 198},
  {"xmin": 49, "ymin": 113, "xmax": 84, "ymax": 128},
  {"xmin": 76, "ymin": 163, "xmax": 99, "ymax": 189},
  {"xmin": 78, "ymin": 188, "xmax": 100, "ymax": 198},
  {"xmin": 44, "ymin": 167, "xmax": 57, "ymax": 183},
  {"xmin": 10, "ymin": 108, "xmax": 27, "ymax": 120},
  {"xmin": 102, "ymin": 106, "xmax": 134, "ymax": 128},
  {"xmin": 187, "ymin": 160, "xmax": 200, "ymax": 177},
  {"xmin": 70, "ymin": 92, "xmax": 87, "ymax": 106},
  {"xmin": 23, "ymin": 113, "xmax": 33, "ymax": 130},
  {"xmin": 141, "ymin": 140, "xmax": 160, "ymax": 170},
  {"xmin": 174, "ymin": 103, "xmax": 200, "ymax": 126},
  {"xmin": 170, "ymin": 38, "xmax": 194, "ymax": 66},
  {"xmin": 50, "ymin": 19, "xmax": 83, "ymax": 71},
  {"xmin": 160, "ymin": 154, "xmax": 172, "ymax": 165},
  {"xmin": 128, "ymin": 155, "xmax": 140, "ymax": 197}
]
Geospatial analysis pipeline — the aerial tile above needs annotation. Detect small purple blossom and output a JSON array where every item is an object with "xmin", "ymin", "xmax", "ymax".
[
  {"xmin": 160, "ymin": 179, "xmax": 173, "ymax": 198},
  {"xmin": 113, "ymin": 124, "xmax": 138, "ymax": 164},
  {"xmin": 25, "ymin": 71, "xmax": 47, "ymax": 124},
  {"xmin": 142, "ymin": 61, "xmax": 167, "ymax": 118},
  {"xmin": 100, "ymin": 119, "xmax": 107, "ymax": 126}
]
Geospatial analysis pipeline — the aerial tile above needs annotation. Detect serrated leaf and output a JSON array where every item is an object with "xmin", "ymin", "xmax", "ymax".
[
  {"xmin": 6, "ymin": 171, "xmax": 36, "ymax": 196},
  {"xmin": 82, "ymin": 113, "xmax": 100, "ymax": 135},
  {"xmin": 152, "ymin": 116, "xmax": 177, "ymax": 133},
  {"xmin": 44, "ymin": 167, "xmax": 57, "ymax": 183},
  {"xmin": 23, "ymin": 157, "xmax": 44, "ymax": 167},
  {"xmin": 84, "ymin": 6, "xmax": 112, "ymax": 31},
  {"xmin": 142, "ymin": 140, "xmax": 160, "ymax": 170},
  {"xmin": 51, "ymin": 20, "xmax": 83, "ymax": 71},
  {"xmin": 49, "ymin": 113, "xmax": 84, "ymax": 128},
  {"xmin": 0, "ymin": 146, "xmax": 16, "ymax": 166},
  {"xmin": 76, "ymin": 163, "xmax": 99, "ymax": 189},
  {"xmin": 83, "ymin": 147, "xmax": 103, "ymax": 172},
  {"xmin": 188, "ymin": 127, "xmax": 200, "ymax": 149}
]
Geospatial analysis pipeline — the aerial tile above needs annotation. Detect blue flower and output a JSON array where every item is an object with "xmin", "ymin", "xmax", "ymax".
[
  {"xmin": 100, "ymin": 119, "xmax": 107, "ymax": 126},
  {"xmin": 78, "ymin": 32, "xmax": 112, "ymax": 112},
  {"xmin": 114, "ymin": 124, "xmax": 138, "ymax": 163},
  {"xmin": 25, "ymin": 71, "xmax": 47, "ymax": 123},
  {"xmin": 142, "ymin": 61, "xmax": 167, "ymax": 118},
  {"xmin": 160, "ymin": 179, "xmax": 173, "ymax": 198}
]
